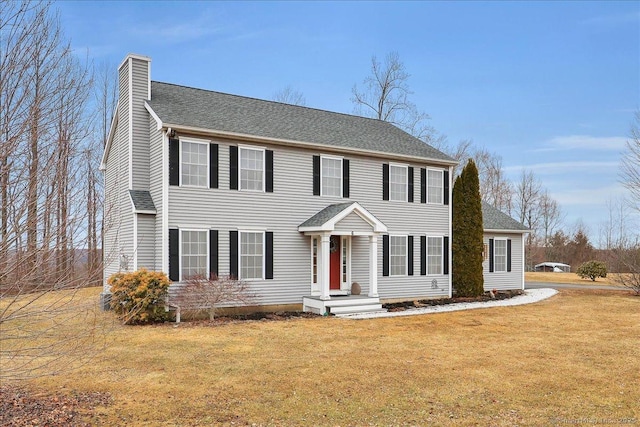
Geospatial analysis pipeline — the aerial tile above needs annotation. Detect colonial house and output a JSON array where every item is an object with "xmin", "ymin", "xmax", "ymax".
[{"xmin": 101, "ymin": 54, "xmax": 524, "ymax": 315}]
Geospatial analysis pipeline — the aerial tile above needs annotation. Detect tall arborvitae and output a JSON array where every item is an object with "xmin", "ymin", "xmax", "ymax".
[{"xmin": 452, "ymin": 159, "xmax": 484, "ymax": 296}]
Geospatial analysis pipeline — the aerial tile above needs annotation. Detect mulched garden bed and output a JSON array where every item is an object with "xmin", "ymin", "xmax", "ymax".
[
  {"xmin": 383, "ymin": 289, "xmax": 525, "ymax": 311},
  {"xmin": 170, "ymin": 310, "xmax": 322, "ymax": 327},
  {"xmin": 0, "ymin": 385, "xmax": 112, "ymax": 427}
]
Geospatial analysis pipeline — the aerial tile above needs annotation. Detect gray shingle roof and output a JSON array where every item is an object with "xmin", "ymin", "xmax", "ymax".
[
  {"xmin": 482, "ymin": 201, "xmax": 528, "ymax": 232},
  {"xmin": 129, "ymin": 190, "xmax": 156, "ymax": 213},
  {"xmin": 148, "ymin": 81, "xmax": 455, "ymax": 163},
  {"xmin": 299, "ymin": 203, "xmax": 354, "ymax": 228}
]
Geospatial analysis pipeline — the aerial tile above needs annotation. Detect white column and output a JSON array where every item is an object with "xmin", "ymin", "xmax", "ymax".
[
  {"xmin": 369, "ymin": 235, "xmax": 379, "ymax": 297},
  {"xmin": 320, "ymin": 234, "xmax": 331, "ymax": 300}
]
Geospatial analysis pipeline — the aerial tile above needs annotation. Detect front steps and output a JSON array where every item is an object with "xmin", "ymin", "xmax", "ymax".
[{"xmin": 303, "ymin": 295, "xmax": 387, "ymax": 316}]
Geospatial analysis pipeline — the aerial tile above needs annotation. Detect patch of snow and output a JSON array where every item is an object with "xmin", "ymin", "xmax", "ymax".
[{"xmin": 337, "ymin": 288, "xmax": 559, "ymax": 320}]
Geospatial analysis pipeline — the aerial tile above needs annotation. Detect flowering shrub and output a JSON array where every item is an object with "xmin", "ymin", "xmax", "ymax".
[{"xmin": 108, "ymin": 269, "xmax": 170, "ymax": 324}]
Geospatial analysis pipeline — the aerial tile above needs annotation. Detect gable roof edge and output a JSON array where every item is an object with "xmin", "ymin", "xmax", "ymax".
[{"xmin": 99, "ymin": 100, "xmax": 120, "ymax": 171}]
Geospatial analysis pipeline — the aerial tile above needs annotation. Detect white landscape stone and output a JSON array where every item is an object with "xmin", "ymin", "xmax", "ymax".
[{"xmin": 337, "ymin": 288, "xmax": 559, "ymax": 319}]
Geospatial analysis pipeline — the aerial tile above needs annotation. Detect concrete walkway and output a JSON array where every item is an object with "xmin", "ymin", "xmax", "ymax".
[{"xmin": 338, "ymin": 288, "xmax": 558, "ymax": 319}]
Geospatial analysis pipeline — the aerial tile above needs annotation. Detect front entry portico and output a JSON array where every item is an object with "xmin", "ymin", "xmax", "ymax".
[{"xmin": 298, "ymin": 202, "xmax": 388, "ymax": 313}]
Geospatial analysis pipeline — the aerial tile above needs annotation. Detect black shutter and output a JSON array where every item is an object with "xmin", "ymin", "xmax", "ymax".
[
  {"xmin": 210, "ymin": 144, "xmax": 219, "ymax": 189},
  {"xmin": 266, "ymin": 150, "xmax": 274, "ymax": 193},
  {"xmin": 408, "ymin": 167, "xmax": 414, "ymax": 203},
  {"xmin": 443, "ymin": 170, "xmax": 450, "ymax": 205},
  {"xmin": 169, "ymin": 228, "xmax": 179, "ymax": 281},
  {"xmin": 169, "ymin": 138, "xmax": 179, "ymax": 186},
  {"xmin": 229, "ymin": 146, "xmax": 238, "ymax": 190},
  {"xmin": 489, "ymin": 238, "xmax": 494, "ymax": 273},
  {"xmin": 230, "ymin": 230, "xmax": 238, "ymax": 278},
  {"xmin": 443, "ymin": 236, "xmax": 449, "ymax": 275},
  {"xmin": 420, "ymin": 168, "xmax": 426, "ymax": 204},
  {"xmin": 407, "ymin": 235, "xmax": 414, "ymax": 276},
  {"xmin": 343, "ymin": 159, "xmax": 350, "ymax": 198},
  {"xmin": 210, "ymin": 230, "xmax": 218, "ymax": 279},
  {"xmin": 382, "ymin": 164, "xmax": 389, "ymax": 201},
  {"xmin": 382, "ymin": 235, "xmax": 390, "ymax": 276},
  {"xmin": 420, "ymin": 236, "xmax": 426, "ymax": 275},
  {"xmin": 265, "ymin": 231, "xmax": 274, "ymax": 279},
  {"xmin": 507, "ymin": 239, "xmax": 512, "ymax": 272},
  {"xmin": 312, "ymin": 155, "xmax": 320, "ymax": 196}
]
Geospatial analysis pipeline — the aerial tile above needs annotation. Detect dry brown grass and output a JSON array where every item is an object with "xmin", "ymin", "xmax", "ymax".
[
  {"xmin": 526, "ymin": 271, "xmax": 624, "ymax": 286},
  {"xmin": 7, "ymin": 287, "xmax": 640, "ymax": 426}
]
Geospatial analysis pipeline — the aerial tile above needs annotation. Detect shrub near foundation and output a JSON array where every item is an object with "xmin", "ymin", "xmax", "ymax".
[{"xmin": 108, "ymin": 269, "xmax": 170, "ymax": 324}]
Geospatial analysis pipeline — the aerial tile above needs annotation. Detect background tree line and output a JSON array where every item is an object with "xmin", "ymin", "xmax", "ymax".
[{"xmin": 349, "ymin": 51, "xmax": 640, "ymax": 273}]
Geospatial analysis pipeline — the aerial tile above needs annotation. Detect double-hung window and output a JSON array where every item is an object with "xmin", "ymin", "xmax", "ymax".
[
  {"xmin": 240, "ymin": 231, "xmax": 264, "ymax": 280},
  {"xmin": 389, "ymin": 165, "xmax": 408, "ymax": 201},
  {"xmin": 240, "ymin": 147, "xmax": 264, "ymax": 191},
  {"xmin": 494, "ymin": 238, "xmax": 507, "ymax": 272},
  {"xmin": 427, "ymin": 169, "xmax": 443, "ymax": 204},
  {"xmin": 427, "ymin": 236, "xmax": 443, "ymax": 275},
  {"xmin": 181, "ymin": 140, "xmax": 208, "ymax": 187},
  {"xmin": 180, "ymin": 230, "xmax": 208, "ymax": 280},
  {"xmin": 321, "ymin": 156, "xmax": 342, "ymax": 197},
  {"xmin": 390, "ymin": 235, "xmax": 407, "ymax": 276}
]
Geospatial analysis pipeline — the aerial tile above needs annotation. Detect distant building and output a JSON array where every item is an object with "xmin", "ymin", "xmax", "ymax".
[{"xmin": 534, "ymin": 262, "xmax": 571, "ymax": 273}]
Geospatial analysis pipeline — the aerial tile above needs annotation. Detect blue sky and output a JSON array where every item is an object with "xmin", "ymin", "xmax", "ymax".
[{"xmin": 56, "ymin": 1, "xmax": 639, "ymax": 244}]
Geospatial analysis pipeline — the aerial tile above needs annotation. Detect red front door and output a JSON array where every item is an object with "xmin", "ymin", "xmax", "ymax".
[{"xmin": 329, "ymin": 235, "xmax": 341, "ymax": 290}]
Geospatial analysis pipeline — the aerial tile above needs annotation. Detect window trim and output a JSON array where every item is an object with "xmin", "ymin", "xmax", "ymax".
[
  {"xmin": 389, "ymin": 163, "xmax": 408, "ymax": 202},
  {"xmin": 341, "ymin": 235, "xmax": 351, "ymax": 287},
  {"xmin": 493, "ymin": 237, "xmax": 508, "ymax": 273},
  {"xmin": 239, "ymin": 145, "xmax": 266, "ymax": 193},
  {"xmin": 311, "ymin": 236, "xmax": 318, "ymax": 286},
  {"xmin": 426, "ymin": 168, "xmax": 444, "ymax": 205},
  {"xmin": 389, "ymin": 234, "xmax": 408, "ymax": 276},
  {"xmin": 178, "ymin": 228, "xmax": 209, "ymax": 281},
  {"xmin": 320, "ymin": 155, "xmax": 343, "ymax": 198},
  {"xmin": 239, "ymin": 230, "xmax": 265, "ymax": 281},
  {"xmin": 426, "ymin": 235, "xmax": 444, "ymax": 276},
  {"xmin": 179, "ymin": 137, "xmax": 210, "ymax": 188}
]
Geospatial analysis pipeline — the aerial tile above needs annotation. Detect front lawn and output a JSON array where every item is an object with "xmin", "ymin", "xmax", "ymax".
[{"xmin": 2, "ymin": 287, "xmax": 639, "ymax": 426}]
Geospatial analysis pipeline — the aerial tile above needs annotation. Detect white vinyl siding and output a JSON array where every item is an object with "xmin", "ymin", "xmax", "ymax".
[
  {"xmin": 240, "ymin": 231, "xmax": 264, "ymax": 280},
  {"xmin": 181, "ymin": 230, "xmax": 208, "ymax": 280},
  {"xmin": 427, "ymin": 169, "xmax": 443, "ymax": 204},
  {"xmin": 321, "ymin": 156, "xmax": 342, "ymax": 197},
  {"xmin": 168, "ymin": 139, "xmax": 452, "ymax": 305},
  {"xmin": 494, "ymin": 238, "xmax": 507, "ymax": 272},
  {"xmin": 389, "ymin": 165, "xmax": 407, "ymax": 202},
  {"xmin": 390, "ymin": 235, "xmax": 407, "ymax": 276},
  {"xmin": 240, "ymin": 147, "xmax": 264, "ymax": 191},
  {"xmin": 427, "ymin": 236, "xmax": 443, "ymax": 275},
  {"xmin": 181, "ymin": 140, "xmax": 208, "ymax": 187}
]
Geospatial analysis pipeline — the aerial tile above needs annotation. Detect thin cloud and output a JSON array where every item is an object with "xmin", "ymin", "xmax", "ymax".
[
  {"xmin": 131, "ymin": 21, "xmax": 224, "ymax": 44},
  {"xmin": 504, "ymin": 160, "xmax": 619, "ymax": 174},
  {"xmin": 532, "ymin": 135, "xmax": 627, "ymax": 153},
  {"xmin": 550, "ymin": 184, "xmax": 627, "ymax": 207}
]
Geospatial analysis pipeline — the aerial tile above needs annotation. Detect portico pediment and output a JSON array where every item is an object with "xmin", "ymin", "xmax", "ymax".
[{"xmin": 298, "ymin": 202, "xmax": 387, "ymax": 234}]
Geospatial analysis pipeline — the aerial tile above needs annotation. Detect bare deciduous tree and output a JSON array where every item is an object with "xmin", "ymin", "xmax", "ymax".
[
  {"xmin": 351, "ymin": 51, "xmax": 442, "ymax": 145},
  {"xmin": 0, "ymin": 1, "xmax": 108, "ymax": 380},
  {"xmin": 539, "ymin": 190, "xmax": 563, "ymax": 249},
  {"xmin": 272, "ymin": 85, "xmax": 306, "ymax": 106},
  {"xmin": 171, "ymin": 275, "xmax": 256, "ymax": 322},
  {"xmin": 620, "ymin": 112, "xmax": 640, "ymax": 212}
]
